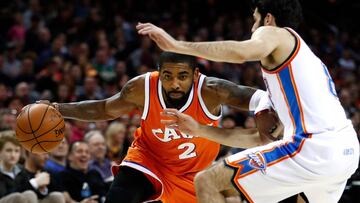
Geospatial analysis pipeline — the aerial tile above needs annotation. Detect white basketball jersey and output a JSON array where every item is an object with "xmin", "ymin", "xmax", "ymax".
[{"xmin": 261, "ymin": 28, "xmax": 349, "ymax": 138}]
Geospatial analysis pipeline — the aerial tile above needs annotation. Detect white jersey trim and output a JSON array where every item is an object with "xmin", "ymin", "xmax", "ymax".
[
  {"xmin": 141, "ymin": 72, "xmax": 151, "ymax": 120},
  {"xmin": 120, "ymin": 161, "xmax": 164, "ymax": 202},
  {"xmin": 198, "ymin": 75, "xmax": 222, "ymax": 120},
  {"xmin": 157, "ymin": 80, "xmax": 194, "ymax": 113}
]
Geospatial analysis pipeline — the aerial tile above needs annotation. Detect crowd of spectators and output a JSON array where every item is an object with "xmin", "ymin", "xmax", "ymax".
[{"xmin": 0, "ymin": 0, "xmax": 359, "ymax": 202}]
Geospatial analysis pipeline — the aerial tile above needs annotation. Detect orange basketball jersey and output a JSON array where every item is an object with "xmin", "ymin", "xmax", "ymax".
[{"xmin": 116, "ymin": 71, "xmax": 220, "ymax": 202}]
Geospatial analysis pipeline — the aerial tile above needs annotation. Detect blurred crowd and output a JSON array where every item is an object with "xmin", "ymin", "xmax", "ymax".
[{"xmin": 0, "ymin": 0, "xmax": 359, "ymax": 202}]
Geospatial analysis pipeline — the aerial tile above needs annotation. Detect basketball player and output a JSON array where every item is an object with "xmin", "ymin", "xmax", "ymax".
[
  {"xmin": 40, "ymin": 51, "xmax": 278, "ymax": 203},
  {"xmin": 137, "ymin": 0, "xmax": 360, "ymax": 202}
]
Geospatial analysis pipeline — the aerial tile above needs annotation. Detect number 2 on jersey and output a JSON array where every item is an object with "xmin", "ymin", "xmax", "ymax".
[{"xmin": 178, "ymin": 142, "xmax": 197, "ymax": 159}]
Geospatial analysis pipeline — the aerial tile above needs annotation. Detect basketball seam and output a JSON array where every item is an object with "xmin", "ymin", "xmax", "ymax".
[
  {"xmin": 18, "ymin": 121, "xmax": 65, "ymax": 142},
  {"xmin": 33, "ymin": 104, "xmax": 51, "ymax": 132},
  {"xmin": 30, "ymin": 138, "xmax": 64, "ymax": 152},
  {"xmin": 27, "ymin": 104, "xmax": 49, "ymax": 153}
]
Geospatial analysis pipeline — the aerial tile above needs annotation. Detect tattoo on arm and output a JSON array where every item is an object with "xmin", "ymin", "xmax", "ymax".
[{"xmin": 207, "ymin": 78, "xmax": 257, "ymax": 110}]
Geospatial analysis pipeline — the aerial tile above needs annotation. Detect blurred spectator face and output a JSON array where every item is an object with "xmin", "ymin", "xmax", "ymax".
[
  {"xmin": 339, "ymin": 89, "xmax": 351, "ymax": 107},
  {"xmin": 52, "ymin": 34, "xmax": 66, "ymax": 52},
  {"xmin": 28, "ymin": 152, "xmax": 49, "ymax": 170},
  {"xmin": 21, "ymin": 58, "xmax": 34, "ymax": 74},
  {"xmin": 0, "ymin": 139, "xmax": 21, "ymax": 169},
  {"xmin": 221, "ymin": 117, "xmax": 236, "ymax": 129},
  {"xmin": 0, "ymin": 84, "xmax": 8, "ymax": 102},
  {"xmin": 8, "ymin": 98, "xmax": 24, "ymax": 114},
  {"xmin": 84, "ymin": 77, "xmax": 98, "ymax": 93},
  {"xmin": 115, "ymin": 61, "xmax": 126, "ymax": 75},
  {"xmin": 15, "ymin": 82, "xmax": 30, "ymax": 98},
  {"xmin": 57, "ymin": 84, "xmax": 69, "ymax": 101},
  {"xmin": 51, "ymin": 138, "xmax": 69, "ymax": 158},
  {"xmin": 0, "ymin": 109, "xmax": 17, "ymax": 130},
  {"xmin": 106, "ymin": 122, "xmax": 127, "ymax": 146},
  {"xmin": 95, "ymin": 121, "xmax": 108, "ymax": 133},
  {"xmin": 95, "ymin": 49, "xmax": 108, "ymax": 64},
  {"xmin": 38, "ymin": 27, "xmax": 51, "ymax": 43},
  {"xmin": 69, "ymin": 142, "xmax": 90, "ymax": 172},
  {"xmin": 244, "ymin": 116, "xmax": 256, "ymax": 128},
  {"xmin": 79, "ymin": 43, "xmax": 89, "ymax": 57},
  {"xmin": 71, "ymin": 65, "xmax": 82, "ymax": 81},
  {"xmin": 87, "ymin": 132, "xmax": 107, "ymax": 160}
]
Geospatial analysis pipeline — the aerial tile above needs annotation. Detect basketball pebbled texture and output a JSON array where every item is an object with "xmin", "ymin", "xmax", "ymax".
[{"xmin": 15, "ymin": 103, "xmax": 65, "ymax": 154}]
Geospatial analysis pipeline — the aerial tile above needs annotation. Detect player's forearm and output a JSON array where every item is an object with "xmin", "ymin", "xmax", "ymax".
[
  {"xmin": 177, "ymin": 41, "xmax": 246, "ymax": 63},
  {"xmin": 56, "ymin": 100, "xmax": 112, "ymax": 121},
  {"xmin": 196, "ymin": 126, "xmax": 263, "ymax": 148}
]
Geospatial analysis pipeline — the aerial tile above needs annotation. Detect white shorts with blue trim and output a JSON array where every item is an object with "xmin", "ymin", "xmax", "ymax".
[{"xmin": 225, "ymin": 124, "xmax": 359, "ymax": 203}]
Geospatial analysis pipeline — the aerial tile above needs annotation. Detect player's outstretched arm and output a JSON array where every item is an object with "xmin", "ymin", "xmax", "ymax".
[
  {"xmin": 49, "ymin": 75, "xmax": 145, "ymax": 121},
  {"xmin": 202, "ymin": 77, "xmax": 263, "ymax": 111},
  {"xmin": 137, "ymin": 23, "xmax": 279, "ymax": 64},
  {"xmin": 161, "ymin": 109, "xmax": 271, "ymax": 148}
]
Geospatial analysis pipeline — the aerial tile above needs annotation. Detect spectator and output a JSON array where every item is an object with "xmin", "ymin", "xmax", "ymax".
[
  {"xmin": 44, "ymin": 138, "xmax": 69, "ymax": 174},
  {"xmin": 105, "ymin": 122, "xmax": 127, "ymax": 161},
  {"xmin": 60, "ymin": 141, "xmax": 107, "ymax": 202},
  {"xmin": 0, "ymin": 109, "xmax": 17, "ymax": 131},
  {"xmin": 23, "ymin": 151, "xmax": 65, "ymax": 203},
  {"xmin": 84, "ymin": 130, "xmax": 113, "ymax": 183},
  {"xmin": 0, "ymin": 132, "xmax": 37, "ymax": 203}
]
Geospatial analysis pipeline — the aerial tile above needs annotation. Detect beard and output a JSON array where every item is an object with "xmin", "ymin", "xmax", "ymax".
[{"xmin": 163, "ymin": 89, "xmax": 191, "ymax": 109}]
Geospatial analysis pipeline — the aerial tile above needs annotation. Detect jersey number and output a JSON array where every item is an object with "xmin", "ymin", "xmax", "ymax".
[
  {"xmin": 178, "ymin": 143, "xmax": 197, "ymax": 159},
  {"xmin": 322, "ymin": 63, "xmax": 338, "ymax": 98}
]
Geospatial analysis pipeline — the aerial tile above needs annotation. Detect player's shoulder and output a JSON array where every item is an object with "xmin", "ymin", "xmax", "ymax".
[
  {"xmin": 122, "ymin": 73, "xmax": 148, "ymax": 97},
  {"xmin": 251, "ymin": 26, "xmax": 289, "ymax": 39}
]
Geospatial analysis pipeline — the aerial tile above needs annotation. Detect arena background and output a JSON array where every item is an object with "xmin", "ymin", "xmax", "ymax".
[{"xmin": 0, "ymin": 0, "xmax": 359, "ymax": 202}]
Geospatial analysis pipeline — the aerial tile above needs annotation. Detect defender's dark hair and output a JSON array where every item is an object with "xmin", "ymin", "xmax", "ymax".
[
  {"xmin": 158, "ymin": 52, "xmax": 197, "ymax": 71},
  {"xmin": 252, "ymin": 0, "xmax": 303, "ymax": 29}
]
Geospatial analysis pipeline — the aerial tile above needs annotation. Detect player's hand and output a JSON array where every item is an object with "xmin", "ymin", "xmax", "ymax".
[
  {"xmin": 161, "ymin": 108, "xmax": 200, "ymax": 136},
  {"xmin": 34, "ymin": 171, "xmax": 50, "ymax": 187},
  {"xmin": 136, "ymin": 22, "xmax": 179, "ymax": 52},
  {"xmin": 36, "ymin": 100, "xmax": 59, "ymax": 111},
  {"xmin": 255, "ymin": 109, "xmax": 283, "ymax": 142}
]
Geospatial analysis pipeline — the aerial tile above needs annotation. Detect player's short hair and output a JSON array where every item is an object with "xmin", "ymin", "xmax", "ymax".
[
  {"xmin": 0, "ymin": 131, "xmax": 20, "ymax": 151},
  {"xmin": 252, "ymin": 0, "xmax": 303, "ymax": 29},
  {"xmin": 158, "ymin": 52, "xmax": 197, "ymax": 71},
  {"xmin": 69, "ymin": 141, "xmax": 88, "ymax": 154},
  {"xmin": 84, "ymin": 130, "xmax": 103, "ymax": 143}
]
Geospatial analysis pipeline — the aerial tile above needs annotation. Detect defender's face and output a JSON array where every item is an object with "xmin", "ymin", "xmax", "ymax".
[
  {"xmin": 159, "ymin": 62, "xmax": 198, "ymax": 102},
  {"xmin": 252, "ymin": 8, "xmax": 263, "ymax": 33}
]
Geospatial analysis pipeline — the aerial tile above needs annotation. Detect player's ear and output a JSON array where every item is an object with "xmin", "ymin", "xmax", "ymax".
[
  {"xmin": 193, "ymin": 67, "xmax": 200, "ymax": 82},
  {"xmin": 265, "ymin": 13, "xmax": 276, "ymax": 26}
]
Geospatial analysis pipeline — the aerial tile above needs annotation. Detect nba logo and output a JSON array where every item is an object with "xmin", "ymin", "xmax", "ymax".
[{"xmin": 248, "ymin": 151, "xmax": 267, "ymax": 175}]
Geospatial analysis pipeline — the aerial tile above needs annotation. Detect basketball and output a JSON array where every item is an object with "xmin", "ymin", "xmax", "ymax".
[{"xmin": 15, "ymin": 103, "xmax": 65, "ymax": 154}]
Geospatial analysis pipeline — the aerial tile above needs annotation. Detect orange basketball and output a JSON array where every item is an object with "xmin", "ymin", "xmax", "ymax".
[{"xmin": 15, "ymin": 103, "xmax": 65, "ymax": 154}]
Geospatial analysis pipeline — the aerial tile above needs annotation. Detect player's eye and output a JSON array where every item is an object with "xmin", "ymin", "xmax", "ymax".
[
  {"xmin": 179, "ymin": 75, "xmax": 187, "ymax": 80},
  {"xmin": 164, "ymin": 75, "xmax": 171, "ymax": 80}
]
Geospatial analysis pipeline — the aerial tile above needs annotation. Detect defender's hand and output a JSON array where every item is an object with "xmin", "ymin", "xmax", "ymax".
[{"xmin": 136, "ymin": 22, "xmax": 179, "ymax": 52}]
